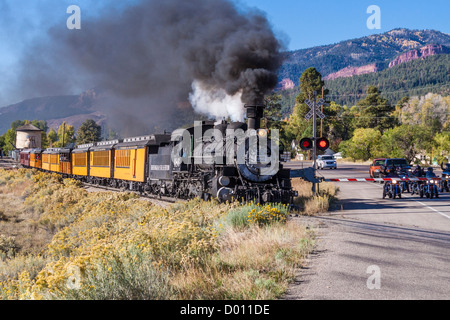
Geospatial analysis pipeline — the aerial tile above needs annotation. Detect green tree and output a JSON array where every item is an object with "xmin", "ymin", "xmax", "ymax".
[
  {"xmin": 286, "ymin": 68, "xmax": 329, "ymax": 144},
  {"xmin": 47, "ymin": 128, "xmax": 58, "ymax": 147},
  {"xmin": 1, "ymin": 128, "xmax": 17, "ymax": 153},
  {"xmin": 354, "ymin": 86, "xmax": 396, "ymax": 133},
  {"xmin": 76, "ymin": 119, "xmax": 102, "ymax": 145},
  {"xmin": 380, "ymin": 124, "xmax": 433, "ymax": 163},
  {"xmin": 55, "ymin": 122, "xmax": 75, "ymax": 148},
  {"xmin": 433, "ymin": 131, "xmax": 450, "ymax": 164},
  {"xmin": 295, "ymin": 67, "xmax": 327, "ymax": 117},
  {"xmin": 263, "ymin": 94, "xmax": 284, "ymax": 130},
  {"xmin": 339, "ymin": 128, "xmax": 382, "ymax": 161}
]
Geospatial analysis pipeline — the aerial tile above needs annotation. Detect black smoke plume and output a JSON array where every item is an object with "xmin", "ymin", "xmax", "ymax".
[{"xmin": 17, "ymin": 0, "xmax": 284, "ymax": 135}]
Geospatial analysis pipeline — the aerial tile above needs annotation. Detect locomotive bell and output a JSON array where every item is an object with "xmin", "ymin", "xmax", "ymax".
[{"xmin": 244, "ymin": 105, "xmax": 265, "ymax": 130}]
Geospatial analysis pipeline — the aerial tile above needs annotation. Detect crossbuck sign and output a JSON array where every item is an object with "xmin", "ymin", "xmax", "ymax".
[{"xmin": 304, "ymin": 98, "xmax": 326, "ymax": 120}]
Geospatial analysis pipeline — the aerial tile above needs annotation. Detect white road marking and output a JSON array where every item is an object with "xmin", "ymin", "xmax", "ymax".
[{"xmin": 413, "ymin": 199, "xmax": 450, "ymax": 220}]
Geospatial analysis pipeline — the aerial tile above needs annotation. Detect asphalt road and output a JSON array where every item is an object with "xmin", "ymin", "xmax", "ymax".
[{"xmin": 284, "ymin": 161, "xmax": 450, "ymax": 300}]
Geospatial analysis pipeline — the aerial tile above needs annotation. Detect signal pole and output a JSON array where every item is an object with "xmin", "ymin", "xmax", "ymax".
[
  {"xmin": 312, "ymin": 91, "xmax": 318, "ymax": 194},
  {"xmin": 320, "ymin": 87, "xmax": 324, "ymax": 137},
  {"xmin": 312, "ymin": 91, "xmax": 317, "ymax": 172},
  {"xmin": 304, "ymin": 91, "xmax": 327, "ymax": 195}
]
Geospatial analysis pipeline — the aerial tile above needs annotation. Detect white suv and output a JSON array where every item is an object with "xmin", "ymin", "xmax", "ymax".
[{"xmin": 317, "ymin": 155, "xmax": 337, "ymax": 170}]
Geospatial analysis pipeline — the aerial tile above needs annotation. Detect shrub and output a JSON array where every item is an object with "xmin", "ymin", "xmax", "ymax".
[{"xmin": 0, "ymin": 235, "xmax": 19, "ymax": 260}]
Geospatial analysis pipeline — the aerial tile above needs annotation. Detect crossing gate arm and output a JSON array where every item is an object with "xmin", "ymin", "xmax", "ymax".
[{"xmin": 324, "ymin": 178, "xmax": 449, "ymax": 182}]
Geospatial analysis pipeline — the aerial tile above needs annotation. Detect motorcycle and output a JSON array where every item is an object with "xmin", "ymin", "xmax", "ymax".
[
  {"xmin": 398, "ymin": 168, "xmax": 411, "ymax": 193},
  {"xmin": 439, "ymin": 163, "xmax": 450, "ymax": 193},
  {"xmin": 383, "ymin": 179, "xmax": 402, "ymax": 199},
  {"xmin": 424, "ymin": 179, "xmax": 439, "ymax": 199},
  {"xmin": 411, "ymin": 180, "xmax": 425, "ymax": 198}
]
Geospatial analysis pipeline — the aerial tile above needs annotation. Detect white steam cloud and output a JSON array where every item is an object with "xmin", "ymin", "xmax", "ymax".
[{"xmin": 189, "ymin": 80, "xmax": 245, "ymax": 122}]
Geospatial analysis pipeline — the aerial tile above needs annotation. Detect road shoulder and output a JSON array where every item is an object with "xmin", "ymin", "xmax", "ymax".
[{"xmin": 284, "ymin": 214, "xmax": 450, "ymax": 300}]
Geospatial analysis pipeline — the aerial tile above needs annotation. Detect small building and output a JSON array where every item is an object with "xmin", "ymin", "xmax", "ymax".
[{"xmin": 15, "ymin": 124, "xmax": 43, "ymax": 149}]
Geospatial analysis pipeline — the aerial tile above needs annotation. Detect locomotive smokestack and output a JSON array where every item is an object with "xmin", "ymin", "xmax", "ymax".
[{"xmin": 245, "ymin": 104, "xmax": 265, "ymax": 130}]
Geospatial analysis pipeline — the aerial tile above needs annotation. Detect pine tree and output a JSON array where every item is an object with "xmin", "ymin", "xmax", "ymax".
[{"xmin": 76, "ymin": 119, "xmax": 102, "ymax": 145}]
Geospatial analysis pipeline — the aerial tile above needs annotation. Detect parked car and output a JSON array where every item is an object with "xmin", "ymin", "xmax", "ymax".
[
  {"xmin": 317, "ymin": 155, "xmax": 337, "ymax": 170},
  {"xmin": 370, "ymin": 158, "xmax": 386, "ymax": 178}
]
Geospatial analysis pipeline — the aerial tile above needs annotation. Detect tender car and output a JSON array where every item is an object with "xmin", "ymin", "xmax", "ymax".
[
  {"xmin": 370, "ymin": 158, "xmax": 386, "ymax": 178},
  {"xmin": 317, "ymin": 155, "xmax": 337, "ymax": 170}
]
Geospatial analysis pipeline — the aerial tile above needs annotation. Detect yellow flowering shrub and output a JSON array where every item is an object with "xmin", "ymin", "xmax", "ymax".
[{"xmin": 0, "ymin": 169, "xmax": 314, "ymax": 300}]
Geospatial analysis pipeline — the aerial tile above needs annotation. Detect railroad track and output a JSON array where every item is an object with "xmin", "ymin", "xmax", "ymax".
[{"xmin": 81, "ymin": 182, "xmax": 184, "ymax": 205}]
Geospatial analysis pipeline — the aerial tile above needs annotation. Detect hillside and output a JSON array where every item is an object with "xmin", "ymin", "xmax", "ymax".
[
  {"xmin": 276, "ymin": 53, "xmax": 450, "ymax": 115},
  {"xmin": 325, "ymin": 53, "xmax": 450, "ymax": 106},
  {"xmin": 278, "ymin": 29, "xmax": 450, "ymax": 86},
  {"xmin": 0, "ymin": 90, "xmax": 106, "ymax": 135}
]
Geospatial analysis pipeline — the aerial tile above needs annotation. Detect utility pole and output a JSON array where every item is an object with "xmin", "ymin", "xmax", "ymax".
[{"xmin": 62, "ymin": 123, "xmax": 66, "ymax": 147}]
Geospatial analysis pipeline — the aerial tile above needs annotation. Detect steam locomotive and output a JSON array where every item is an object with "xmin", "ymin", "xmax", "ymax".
[{"xmin": 19, "ymin": 105, "xmax": 297, "ymax": 204}]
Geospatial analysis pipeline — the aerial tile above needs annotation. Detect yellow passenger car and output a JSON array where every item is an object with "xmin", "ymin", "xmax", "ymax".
[
  {"xmin": 58, "ymin": 148, "xmax": 72, "ymax": 175},
  {"xmin": 42, "ymin": 149, "xmax": 59, "ymax": 172},
  {"xmin": 72, "ymin": 143, "xmax": 93, "ymax": 177},
  {"xmin": 30, "ymin": 149, "xmax": 43, "ymax": 169},
  {"xmin": 113, "ymin": 135, "xmax": 172, "ymax": 183},
  {"xmin": 49, "ymin": 149, "xmax": 60, "ymax": 172},
  {"xmin": 114, "ymin": 136, "xmax": 151, "ymax": 183},
  {"xmin": 89, "ymin": 140, "xmax": 119, "ymax": 179}
]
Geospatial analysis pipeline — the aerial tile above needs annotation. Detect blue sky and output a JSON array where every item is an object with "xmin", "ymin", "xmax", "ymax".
[
  {"xmin": 237, "ymin": 0, "xmax": 450, "ymax": 50},
  {"xmin": 0, "ymin": 0, "xmax": 448, "ymax": 106}
]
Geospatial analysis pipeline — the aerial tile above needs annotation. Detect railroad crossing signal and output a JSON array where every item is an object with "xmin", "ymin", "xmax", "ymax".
[
  {"xmin": 316, "ymin": 137, "xmax": 330, "ymax": 151},
  {"xmin": 299, "ymin": 137, "xmax": 329, "ymax": 151},
  {"xmin": 304, "ymin": 98, "xmax": 327, "ymax": 120},
  {"xmin": 299, "ymin": 138, "xmax": 313, "ymax": 151},
  {"xmin": 303, "ymin": 91, "xmax": 329, "ymax": 195}
]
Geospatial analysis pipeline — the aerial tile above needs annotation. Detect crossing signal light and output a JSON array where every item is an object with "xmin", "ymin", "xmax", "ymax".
[
  {"xmin": 317, "ymin": 137, "xmax": 330, "ymax": 151},
  {"xmin": 300, "ymin": 138, "xmax": 313, "ymax": 150}
]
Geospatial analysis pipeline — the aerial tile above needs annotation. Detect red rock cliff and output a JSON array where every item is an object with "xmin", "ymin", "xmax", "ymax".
[
  {"xmin": 324, "ymin": 64, "xmax": 378, "ymax": 81},
  {"xmin": 389, "ymin": 44, "xmax": 450, "ymax": 68}
]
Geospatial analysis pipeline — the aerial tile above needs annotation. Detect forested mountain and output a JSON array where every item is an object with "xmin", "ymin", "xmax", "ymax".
[
  {"xmin": 279, "ymin": 28, "xmax": 450, "ymax": 86},
  {"xmin": 325, "ymin": 54, "xmax": 450, "ymax": 107},
  {"xmin": 277, "ymin": 53, "xmax": 450, "ymax": 115}
]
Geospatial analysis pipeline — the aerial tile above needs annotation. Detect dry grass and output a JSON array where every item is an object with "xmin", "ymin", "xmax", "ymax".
[
  {"xmin": 172, "ymin": 221, "xmax": 314, "ymax": 300},
  {"xmin": 291, "ymin": 178, "xmax": 339, "ymax": 215},
  {"xmin": 0, "ymin": 170, "xmax": 54, "ymax": 257}
]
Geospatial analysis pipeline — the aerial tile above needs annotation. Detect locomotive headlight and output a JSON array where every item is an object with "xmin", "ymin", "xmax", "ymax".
[
  {"xmin": 219, "ymin": 176, "xmax": 231, "ymax": 187},
  {"xmin": 258, "ymin": 129, "xmax": 268, "ymax": 138},
  {"xmin": 392, "ymin": 180, "xmax": 397, "ymax": 184}
]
